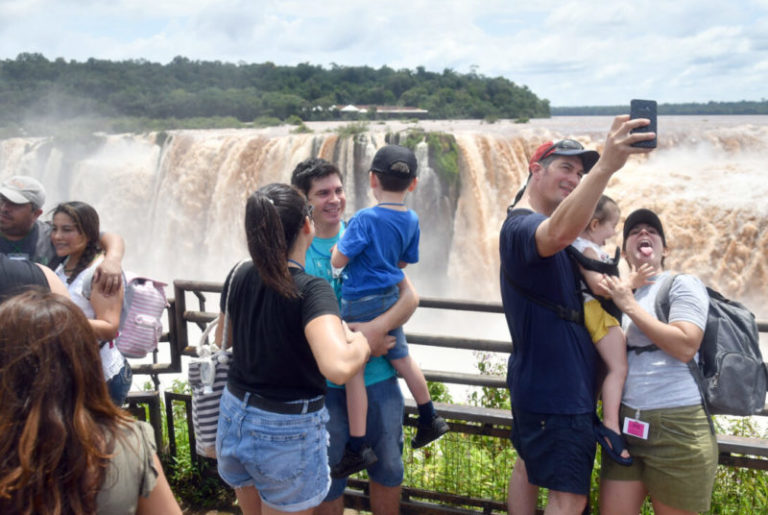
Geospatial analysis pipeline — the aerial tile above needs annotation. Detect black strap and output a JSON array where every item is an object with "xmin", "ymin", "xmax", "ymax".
[
  {"xmin": 501, "ymin": 266, "xmax": 583, "ymax": 324},
  {"xmin": 565, "ymin": 245, "xmax": 620, "ymax": 277},
  {"xmin": 502, "ymin": 208, "xmax": 584, "ymax": 324}
]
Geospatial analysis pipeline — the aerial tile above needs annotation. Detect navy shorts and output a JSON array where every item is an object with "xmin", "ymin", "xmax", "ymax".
[{"xmin": 509, "ymin": 407, "xmax": 596, "ymax": 495}]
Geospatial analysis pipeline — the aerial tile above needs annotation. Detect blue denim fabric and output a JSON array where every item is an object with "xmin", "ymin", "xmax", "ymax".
[
  {"xmin": 106, "ymin": 358, "xmax": 133, "ymax": 406},
  {"xmin": 216, "ymin": 387, "xmax": 331, "ymax": 512},
  {"xmin": 341, "ymin": 286, "xmax": 408, "ymax": 360},
  {"xmin": 324, "ymin": 376, "xmax": 405, "ymax": 500}
]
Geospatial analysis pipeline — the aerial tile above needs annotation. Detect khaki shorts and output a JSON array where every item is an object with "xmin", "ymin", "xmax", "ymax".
[
  {"xmin": 601, "ymin": 404, "xmax": 718, "ymax": 512},
  {"xmin": 584, "ymin": 299, "xmax": 619, "ymax": 344}
]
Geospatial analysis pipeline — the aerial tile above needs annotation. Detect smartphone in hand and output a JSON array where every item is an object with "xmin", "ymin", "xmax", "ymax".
[{"xmin": 629, "ymin": 99, "xmax": 657, "ymax": 148}]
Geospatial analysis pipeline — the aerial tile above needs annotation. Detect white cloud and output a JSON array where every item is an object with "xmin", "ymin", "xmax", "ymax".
[{"xmin": 0, "ymin": 0, "xmax": 766, "ymax": 105}]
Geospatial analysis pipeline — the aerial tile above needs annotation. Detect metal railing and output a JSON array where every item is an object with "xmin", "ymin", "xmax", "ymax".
[{"xmin": 126, "ymin": 279, "xmax": 768, "ymax": 513}]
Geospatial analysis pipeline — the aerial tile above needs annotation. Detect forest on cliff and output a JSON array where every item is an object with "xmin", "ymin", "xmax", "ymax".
[{"xmin": 0, "ymin": 53, "xmax": 549, "ymax": 128}]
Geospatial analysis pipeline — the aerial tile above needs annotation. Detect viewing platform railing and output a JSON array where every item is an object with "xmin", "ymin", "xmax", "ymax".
[{"xmin": 124, "ymin": 279, "xmax": 768, "ymax": 514}]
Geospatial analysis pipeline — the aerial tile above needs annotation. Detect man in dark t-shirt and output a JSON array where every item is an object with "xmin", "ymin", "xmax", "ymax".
[{"xmin": 500, "ymin": 117, "xmax": 655, "ymax": 514}]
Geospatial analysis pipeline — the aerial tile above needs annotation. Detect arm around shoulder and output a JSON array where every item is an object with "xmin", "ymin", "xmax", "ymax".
[{"xmin": 93, "ymin": 232, "xmax": 126, "ymax": 295}]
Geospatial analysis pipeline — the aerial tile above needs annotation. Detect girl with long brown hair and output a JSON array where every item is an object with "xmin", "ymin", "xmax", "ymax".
[
  {"xmin": 51, "ymin": 201, "xmax": 131, "ymax": 406},
  {"xmin": 0, "ymin": 289, "xmax": 181, "ymax": 514}
]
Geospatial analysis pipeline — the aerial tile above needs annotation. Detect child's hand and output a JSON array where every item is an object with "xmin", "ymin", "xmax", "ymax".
[{"xmin": 628, "ymin": 263, "xmax": 655, "ymax": 289}]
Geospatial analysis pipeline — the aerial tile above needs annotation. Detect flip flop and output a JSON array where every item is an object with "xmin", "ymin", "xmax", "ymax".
[{"xmin": 594, "ymin": 423, "xmax": 633, "ymax": 466}]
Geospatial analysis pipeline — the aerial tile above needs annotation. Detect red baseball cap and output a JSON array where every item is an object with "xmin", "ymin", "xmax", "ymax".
[{"xmin": 528, "ymin": 139, "xmax": 600, "ymax": 173}]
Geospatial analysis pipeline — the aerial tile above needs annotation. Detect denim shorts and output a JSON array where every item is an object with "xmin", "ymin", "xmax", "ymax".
[
  {"xmin": 509, "ymin": 407, "xmax": 596, "ymax": 495},
  {"xmin": 324, "ymin": 376, "xmax": 405, "ymax": 500},
  {"xmin": 341, "ymin": 286, "xmax": 408, "ymax": 360},
  {"xmin": 106, "ymin": 358, "xmax": 133, "ymax": 407},
  {"xmin": 216, "ymin": 387, "xmax": 331, "ymax": 512}
]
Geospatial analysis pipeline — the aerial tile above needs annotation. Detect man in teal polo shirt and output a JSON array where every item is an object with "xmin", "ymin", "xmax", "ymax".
[{"xmin": 292, "ymin": 158, "xmax": 417, "ymax": 515}]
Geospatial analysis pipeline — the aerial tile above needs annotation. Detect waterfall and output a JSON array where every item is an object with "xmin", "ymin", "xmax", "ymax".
[{"xmin": 2, "ymin": 116, "xmax": 767, "ymax": 318}]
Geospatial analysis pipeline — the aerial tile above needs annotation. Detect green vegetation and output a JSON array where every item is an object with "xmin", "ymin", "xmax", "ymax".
[
  {"xmin": 290, "ymin": 121, "xmax": 312, "ymax": 134},
  {"xmin": 252, "ymin": 115, "xmax": 282, "ymax": 128},
  {"xmin": 334, "ymin": 121, "xmax": 369, "ymax": 138},
  {"xmin": 552, "ymin": 100, "xmax": 768, "ymax": 116},
  {"xmin": 153, "ymin": 380, "xmax": 236, "ymax": 512},
  {"xmin": 152, "ymin": 368, "xmax": 768, "ymax": 513},
  {"xmin": 397, "ymin": 129, "xmax": 460, "ymax": 190},
  {"xmin": 0, "ymin": 53, "xmax": 550, "ymax": 136}
]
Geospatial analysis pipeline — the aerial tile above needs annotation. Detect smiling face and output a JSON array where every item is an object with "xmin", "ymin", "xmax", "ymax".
[
  {"xmin": 51, "ymin": 212, "xmax": 88, "ymax": 260},
  {"xmin": 305, "ymin": 173, "xmax": 346, "ymax": 237},
  {"xmin": 623, "ymin": 222, "xmax": 667, "ymax": 270},
  {"xmin": 532, "ymin": 156, "xmax": 585, "ymax": 213}
]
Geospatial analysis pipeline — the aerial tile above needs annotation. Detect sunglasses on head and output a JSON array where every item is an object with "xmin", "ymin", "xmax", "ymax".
[
  {"xmin": 304, "ymin": 203, "xmax": 314, "ymax": 221},
  {"xmin": 539, "ymin": 139, "xmax": 585, "ymax": 160}
]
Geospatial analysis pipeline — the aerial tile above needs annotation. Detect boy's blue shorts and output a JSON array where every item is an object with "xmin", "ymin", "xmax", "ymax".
[{"xmin": 341, "ymin": 286, "xmax": 408, "ymax": 360}]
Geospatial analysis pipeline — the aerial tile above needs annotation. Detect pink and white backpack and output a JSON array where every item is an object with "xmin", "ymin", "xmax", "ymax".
[{"xmin": 115, "ymin": 272, "xmax": 168, "ymax": 358}]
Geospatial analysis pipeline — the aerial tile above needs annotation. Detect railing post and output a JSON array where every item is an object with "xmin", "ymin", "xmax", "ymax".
[{"xmin": 173, "ymin": 283, "xmax": 189, "ymax": 357}]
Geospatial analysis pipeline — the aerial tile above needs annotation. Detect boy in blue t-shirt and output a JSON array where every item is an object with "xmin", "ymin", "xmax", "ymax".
[{"xmin": 330, "ymin": 144, "xmax": 449, "ymax": 478}]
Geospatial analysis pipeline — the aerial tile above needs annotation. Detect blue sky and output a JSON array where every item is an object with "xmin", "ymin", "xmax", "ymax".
[{"xmin": 1, "ymin": 0, "xmax": 767, "ymax": 106}]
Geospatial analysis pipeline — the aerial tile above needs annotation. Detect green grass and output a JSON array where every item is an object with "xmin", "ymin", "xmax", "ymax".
[{"xmin": 147, "ymin": 372, "xmax": 768, "ymax": 513}]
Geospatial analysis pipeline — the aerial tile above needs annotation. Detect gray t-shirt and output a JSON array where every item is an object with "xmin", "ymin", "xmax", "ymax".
[
  {"xmin": 622, "ymin": 271, "xmax": 709, "ymax": 410},
  {"xmin": 96, "ymin": 420, "xmax": 159, "ymax": 514}
]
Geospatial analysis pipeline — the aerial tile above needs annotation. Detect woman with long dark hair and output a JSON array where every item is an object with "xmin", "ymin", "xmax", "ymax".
[
  {"xmin": 0, "ymin": 289, "xmax": 181, "ymax": 514},
  {"xmin": 215, "ymin": 183, "xmax": 370, "ymax": 514},
  {"xmin": 51, "ymin": 201, "xmax": 132, "ymax": 406}
]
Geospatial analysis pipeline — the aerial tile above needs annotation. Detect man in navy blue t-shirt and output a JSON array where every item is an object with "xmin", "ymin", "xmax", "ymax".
[{"xmin": 500, "ymin": 116, "xmax": 655, "ymax": 514}]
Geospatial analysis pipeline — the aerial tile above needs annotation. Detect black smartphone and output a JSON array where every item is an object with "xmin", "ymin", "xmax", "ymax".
[{"xmin": 629, "ymin": 99, "xmax": 657, "ymax": 148}]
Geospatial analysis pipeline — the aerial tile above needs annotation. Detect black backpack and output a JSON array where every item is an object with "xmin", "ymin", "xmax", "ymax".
[{"xmin": 640, "ymin": 274, "xmax": 768, "ymax": 417}]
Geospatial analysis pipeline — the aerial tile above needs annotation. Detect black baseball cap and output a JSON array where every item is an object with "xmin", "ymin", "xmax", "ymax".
[
  {"xmin": 371, "ymin": 145, "xmax": 418, "ymax": 178},
  {"xmin": 623, "ymin": 208, "xmax": 666, "ymax": 247}
]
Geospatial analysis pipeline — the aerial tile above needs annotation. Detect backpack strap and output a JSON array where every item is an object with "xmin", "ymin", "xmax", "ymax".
[
  {"xmin": 565, "ymin": 245, "xmax": 620, "ymax": 277},
  {"xmin": 502, "ymin": 208, "xmax": 583, "ymax": 324},
  {"xmin": 631, "ymin": 273, "xmax": 715, "ymax": 433},
  {"xmin": 501, "ymin": 267, "xmax": 583, "ymax": 324}
]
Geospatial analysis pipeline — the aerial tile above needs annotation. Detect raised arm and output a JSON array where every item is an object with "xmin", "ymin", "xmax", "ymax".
[
  {"xmin": 535, "ymin": 116, "xmax": 654, "ymax": 257},
  {"xmin": 305, "ymin": 314, "xmax": 370, "ymax": 385},
  {"xmin": 93, "ymin": 231, "xmax": 126, "ymax": 295}
]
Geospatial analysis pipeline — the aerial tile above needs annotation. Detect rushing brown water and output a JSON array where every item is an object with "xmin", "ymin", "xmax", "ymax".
[{"xmin": 1, "ymin": 116, "xmax": 766, "ymax": 319}]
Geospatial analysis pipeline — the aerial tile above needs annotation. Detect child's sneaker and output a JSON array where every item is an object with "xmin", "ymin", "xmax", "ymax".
[
  {"xmin": 330, "ymin": 443, "xmax": 378, "ymax": 478},
  {"xmin": 411, "ymin": 414, "xmax": 450, "ymax": 448}
]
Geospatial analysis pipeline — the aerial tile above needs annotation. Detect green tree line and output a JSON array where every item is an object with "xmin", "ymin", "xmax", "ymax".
[
  {"xmin": 0, "ymin": 53, "xmax": 550, "ymax": 127},
  {"xmin": 552, "ymin": 100, "xmax": 768, "ymax": 116}
]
